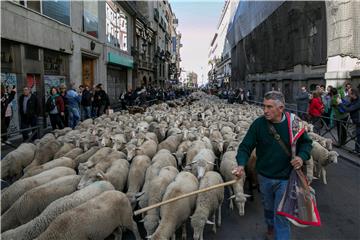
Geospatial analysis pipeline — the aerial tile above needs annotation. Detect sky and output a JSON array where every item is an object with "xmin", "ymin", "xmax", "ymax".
[{"xmin": 170, "ymin": 0, "xmax": 224, "ymax": 86}]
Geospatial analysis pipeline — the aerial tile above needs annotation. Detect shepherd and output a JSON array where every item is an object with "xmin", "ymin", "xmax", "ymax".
[{"xmin": 232, "ymin": 91, "xmax": 313, "ymax": 240}]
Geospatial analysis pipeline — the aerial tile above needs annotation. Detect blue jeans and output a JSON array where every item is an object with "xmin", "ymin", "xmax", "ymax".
[
  {"xmin": 82, "ymin": 106, "xmax": 92, "ymax": 120},
  {"xmin": 68, "ymin": 107, "xmax": 80, "ymax": 129},
  {"xmin": 258, "ymin": 174, "xmax": 290, "ymax": 240}
]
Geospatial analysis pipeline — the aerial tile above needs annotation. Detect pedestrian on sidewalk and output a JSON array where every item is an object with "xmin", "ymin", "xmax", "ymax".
[
  {"xmin": 94, "ymin": 84, "xmax": 110, "ymax": 117},
  {"xmin": 309, "ymin": 91, "xmax": 325, "ymax": 134},
  {"xmin": 19, "ymin": 86, "xmax": 39, "ymax": 141},
  {"xmin": 59, "ymin": 84, "xmax": 69, "ymax": 127},
  {"xmin": 45, "ymin": 87, "xmax": 64, "ymax": 130},
  {"xmin": 337, "ymin": 88, "xmax": 360, "ymax": 153},
  {"xmin": 331, "ymin": 87, "xmax": 349, "ymax": 146},
  {"xmin": 66, "ymin": 82, "xmax": 81, "ymax": 129},
  {"xmin": 1, "ymin": 85, "xmax": 16, "ymax": 143},
  {"xmin": 80, "ymin": 85, "xmax": 92, "ymax": 120},
  {"xmin": 295, "ymin": 85, "xmax": 310, "ymax": 120},
  {"xmin": 232, "ymin": 91, "xmax": 313, "ymax": 240}
]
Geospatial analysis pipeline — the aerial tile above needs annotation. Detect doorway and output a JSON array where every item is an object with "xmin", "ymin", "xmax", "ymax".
[{"xmin": 82, "ymin": 56, "xmax": 95, "ymax": 88}]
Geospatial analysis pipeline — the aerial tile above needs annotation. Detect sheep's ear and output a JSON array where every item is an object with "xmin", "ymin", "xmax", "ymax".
[
  {"xmin": 96, "ymin": 171, "xmax": 105, "ymax": 179},
  {"xmin": 135, "ymin": 191, "xmax": 145, "ymax": 198},
  {"xmin": 228, "ymin": 195, "xmax": 235, "ymax": 200},
  {"xmin": 206, "ymin": 220, "xmax": 215, "ymax": 225}
]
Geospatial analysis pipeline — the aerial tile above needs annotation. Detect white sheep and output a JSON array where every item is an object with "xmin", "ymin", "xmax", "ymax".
[
  {"xmin": 127, "ymin": 139, "xmax": 158, "ymax": 161},
  {"xmin": 1, "ymin": 143, "xmax": 36, "ymax": 180},
  {"xmin": 62, "ymin": 147, "xmax": 84, "ymax": 159},
  {"xmin": 220, "ymin": 151, "xmax": 249, "ymax": 216},
  {"xmin": 158, "ymin": 133, "xmax": 183, "ymax": 153},
  {"xmin": 151, "ymin": 171, "xmax": 199, "ymax": 240},
  {"xmin": 1, "ymin": 167, "xmax": 76, "ymax": 214},
  {"xmin": 1, "ymin": 175, "xmax": 81, "ymax": 232},
  {"xmin": 21, "ymin": 157, "xmax": 75, "ymax": 179},
  {"xmin": 188, "ymin": 148, "xmax": 216, "ymax": 179},
  {"xmin": 36, "ymin": 191, "xmax": 141, "ymax": 240},
  {"xmin": 24, "ymin": 140, "xmax": 62, "ymax": 171},
  {"xmin": 1, "ymin": 181, "xmax": 114, "ymax": 240},
  {"xmin": 308, "ymin": 132, "xmax": 333, "ymax": 151},
  {"xmin": 143, "ymin": 166, "xmax": 179, "ymax": 237},
  {"xmin": 311, "ymin": 141, "xmax": 339, "ymax": 184},
  {"xmin": 73, "ymin": 146, "xmax": 100, "ymax": 167},
  {"xmin": 173, "ymin": 140, "xmax": 192, "ymax": 167},
  {"xmin": 53, "ymin": 143, "xmax": 75, "ymax": 159},
  {"xmin": 126, "ymin": 155, "xmax": 151, "ymax": 208},
  {"xmin": 191, "ymin": 171, "xmax": 224, "ymax": 240}
]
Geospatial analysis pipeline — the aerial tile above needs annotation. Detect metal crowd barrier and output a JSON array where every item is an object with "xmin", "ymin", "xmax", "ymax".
[{"xmin": 1, "ymin": 125, "xmax": 42, "ymax": 148}]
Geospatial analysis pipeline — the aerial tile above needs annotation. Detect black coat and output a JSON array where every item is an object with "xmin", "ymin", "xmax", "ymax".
[
  {"xmin": 19, "ymin": 94, "xmax": 39, "ymax": 118},
  {"xmin": 81, "ymin": 90, "xmax": 93, "ymax": 106}
]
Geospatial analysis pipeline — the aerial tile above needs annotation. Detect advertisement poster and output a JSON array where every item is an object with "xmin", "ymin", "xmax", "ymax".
[
  {"xmin": 1, "ymin": 73, "xmax": 19, "ymax": 133},
  {"xmin": 44, "ymin": 75, "xmax": 66, "ymax": 100}
]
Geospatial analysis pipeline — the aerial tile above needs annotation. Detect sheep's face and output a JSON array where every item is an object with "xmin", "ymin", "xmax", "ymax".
[
  {"xmin": 173, "ymin": 152, "xmax": 185, "ymax": 166},
  {"xmin": 328, "ymin": 151, "xmax": 339, "ymax": 164},
  {"xmin": 127, "ymin": 147, "xmax": 136, "ymax": 161},
  {"xmin": 144, "ymin": 215, "xmax": 160, "ymax": 237},
  {"xmin": 191, "ymin": 215, "xmax": 206, "ymax": 240},
  {"xmin": 78, "ymin": 169, "xmax": 105, "ymax": 190},
  {"xmin": 235, "ymin": 194, "xmax": 247, "ymax": 216},
  {"xmin": 100, "ymin": 137, "xmax": 110, "ymax": 147},
  {"xmin": 325, "ymin": 139, "xmax": 333, "ymax": 150}
]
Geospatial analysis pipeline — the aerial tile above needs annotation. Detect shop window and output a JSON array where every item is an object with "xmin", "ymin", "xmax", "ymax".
[
  {"xmin": 106, "ymin": 2, "xmax": 128, "ymax": 52},
  {"xmin": 42, "ymin": 0, "xmax": 70, "ymax": 25},
  {"xmin": 25, "ymin": 46, "xmax": 39, "ymax": 61},
  {"xmin": 27, "ymin": 0, "xmax": 40, "ymax": 12},
  {"xmin": 83, "ymin": 1, "xmax": 99, "ymax": 38}
]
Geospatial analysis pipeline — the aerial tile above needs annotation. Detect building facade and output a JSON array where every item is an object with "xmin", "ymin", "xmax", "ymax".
[{"xmin": 227, "ymin": 1, "xmax": 360, "ymax": 103}]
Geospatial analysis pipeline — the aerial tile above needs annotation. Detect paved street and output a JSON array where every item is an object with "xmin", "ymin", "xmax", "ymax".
[{"xmin": 121, "ymin": 156, "xmax": 360, "ymax": 240}]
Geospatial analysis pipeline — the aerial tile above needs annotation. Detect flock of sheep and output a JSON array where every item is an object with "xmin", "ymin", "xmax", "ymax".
[{"xmin": 1, "ymin": 91, "xmax": 339, "ymax": 240}]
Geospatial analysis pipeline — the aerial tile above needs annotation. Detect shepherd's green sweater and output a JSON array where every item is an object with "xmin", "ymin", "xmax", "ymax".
[{"xmin": 236, "ymin": 115, "xmax": 313, "ymax": 179}]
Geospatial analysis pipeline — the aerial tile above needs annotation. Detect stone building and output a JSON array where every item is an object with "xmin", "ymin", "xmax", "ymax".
[{"xmin": 227, "ymin": 1, "xmax": 360, "ymax": 103}]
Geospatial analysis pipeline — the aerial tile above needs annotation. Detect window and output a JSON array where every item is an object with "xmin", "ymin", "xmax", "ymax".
[
  {"xmin": 25, "ymin": 46, "xmax": 39, "ymax": 60},
  {"xmin": 83, "ymin": 1, "xmax": 98, "ymax": 38},
  {"xmin": 42, "ymin": 0, "xmax": 70, "ymax": 25},
  {"xmin": 27, "ymin": 0, "xmax": 40, "ymax": 12},
  {"xmin": 106, "ymin": 2, "xmax": 128, "ymax": 52}
]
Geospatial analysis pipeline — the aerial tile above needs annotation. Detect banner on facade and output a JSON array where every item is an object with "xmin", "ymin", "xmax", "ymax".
[{"xmin": 1, "ymin": 73, "xmax": 19, "ymax": 134}]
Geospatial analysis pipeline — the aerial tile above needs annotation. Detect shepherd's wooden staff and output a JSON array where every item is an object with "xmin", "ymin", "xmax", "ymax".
[{"xmin": 134, "ymin": 179, "xmax": 240, "ymax": 216}]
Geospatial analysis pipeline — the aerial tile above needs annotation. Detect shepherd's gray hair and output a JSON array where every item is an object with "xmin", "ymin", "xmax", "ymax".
[{"xmin": 264, "ymin": 91, "xmax": 285, "ymax": 106}]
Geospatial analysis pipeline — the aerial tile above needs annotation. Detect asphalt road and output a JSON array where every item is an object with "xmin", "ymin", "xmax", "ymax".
[{"xmin": 122, "ymin": 156, "xmax": 360, "ymax": 240}]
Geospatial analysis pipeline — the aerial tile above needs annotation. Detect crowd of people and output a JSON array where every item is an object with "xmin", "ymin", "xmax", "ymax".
[
  {"xmin": 296, "ymin": 82, "xmax": 360, "ymax": 153},
  {"xmin": 119, "ymin": 86, "xmax": 192, "ymax": 109},
  {"xmin": 1, "ymin": 83, "xmax": 194, "ymax": 143}
]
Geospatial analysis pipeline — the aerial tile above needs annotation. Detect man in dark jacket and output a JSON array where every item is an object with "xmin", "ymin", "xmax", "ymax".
[
  {"xmin": 94, "ymin": 84, "xmax": 110, "ymax": 117},
  {"xmin": 338, "ymin": 88, "xmax": 360, "ymax": 153},
  {"xmin": 19, "ymin": 87, "xmax": 39, "ymax": 140},
  {"xmin": 80, "ymin": 85, "xmax": 92, "ymax": 120},
  {"xmin": 233, "ymin": 91, "xmax": 313, "ymax": 240},
  {"xmin": 295, "ymin": 86, "xmax": 310, "ymax": 120}
]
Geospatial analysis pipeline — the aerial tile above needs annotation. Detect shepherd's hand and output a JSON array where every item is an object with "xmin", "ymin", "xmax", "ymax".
[
  {"xmin": 232, "ymin": 166, "xmax": 245, "ymax": 178},
  {"xmin": 291, "ymin": 156, "xmax": 303, "ymax": 170}
]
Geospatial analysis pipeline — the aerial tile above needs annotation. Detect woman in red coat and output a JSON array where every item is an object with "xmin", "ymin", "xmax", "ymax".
[
  {"xmin": 309, "ymin": 91, "xmax": 324, "ymax": 133},
  {"xmin": 46, "ymin": 87, "xmax": 65, "ymax": 130}
]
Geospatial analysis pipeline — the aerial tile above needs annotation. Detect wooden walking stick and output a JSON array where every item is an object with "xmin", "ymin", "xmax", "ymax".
[{"xmin": 134, "ymin": 179, "xmax": 240, "ymax": 216}]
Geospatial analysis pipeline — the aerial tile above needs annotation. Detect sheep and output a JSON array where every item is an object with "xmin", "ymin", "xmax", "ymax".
[
  {"xmin": 173, "ymin": 140, "xmax": 192, "ymax": 167},
  {"xmin": 1, "ymin": 181, "xmax": 114, "ymax": 240},
  {"xmin": 1, "ymin": 143, "xmax": 36, "ymax": 181},
  {"xmin": 139, "ymin": 150, "xmax": 178, "ymax": 209},
  {"xmin": 73, "ymin": 146, "xmax": 100, "ymax": 167},
  {"xmin": 126, "ymin": 155, "xmax": 151, "ymax": 208},
  {"xmin": 53, "ymin": 127, "xmax": 73, "ymax": 137},
  {"xmin": 310, "ymin": 141, "xmax": 339, "ymax": 184},
  {"xmin": 21, "ymin": 157, "xmax": 75, "ymax": 179},
  {"xmin": 1, "ymin": 167, "xmax": 76, "ymax": 214},
  {"xmin": 307, "ymin": 132, "xmax": 333, "ymax": 150},
  {"xmin": 24, "ymin": 140, "xmax": 62, "ymax": 171},
  {"xmin": 188, "ymin": 149, "xmax": 216, "ymax": 179},
  {"xmin": 1, "ymin": 175, "xmax": 81, "ymax": 232},
  {"xmin": 33, "ymin": 133, "xmax": 55, "ymax": 147},
  {"xmin": 127, "ymin": 139, "xmax": 158, "ymax": 161},
  {"xmin": 185, "ymin": 140, "xmax": 208, "ymax": 166},
  {"xmin": 158, "ymin": 133, "xmax": 183, "ymax": 153},
  {"xmin": 78, "ymin": 159, "xmax": 129, "ymax": 191},
  {"xmin": 209, "ymin": 129, "xmax": 224, "ymax": 157},
  {"xmin": 62, "ymin": 147, "xmax": 84, "ymax": 159},
  {"xmin": 53, "ymin": 143, "xmax": 75, "ymax": 159},
  {"xmin": 77, "ymin": 147, "xmax": 114, "ymax": 174},
  {"xmin": 220, "ymin": 151, "xmax": 249, "ymax": 216},
  {"xmin": 111, "ymin": 133, "xmax": 127, "ymax": 151},
  {"xmin": 151, "ymin": 171, "xmax": 199, "ymax": 240},
  {"xmin": 143, "ymin": 166, "xmax": 179, "ymax": 237},
  {"xmin": 36, "ymin": 190, "xmax": 141, "ymax": 240},
  {"xmin": 191, "ymin": 171, "xmax": 224, "ymax": 240}
]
